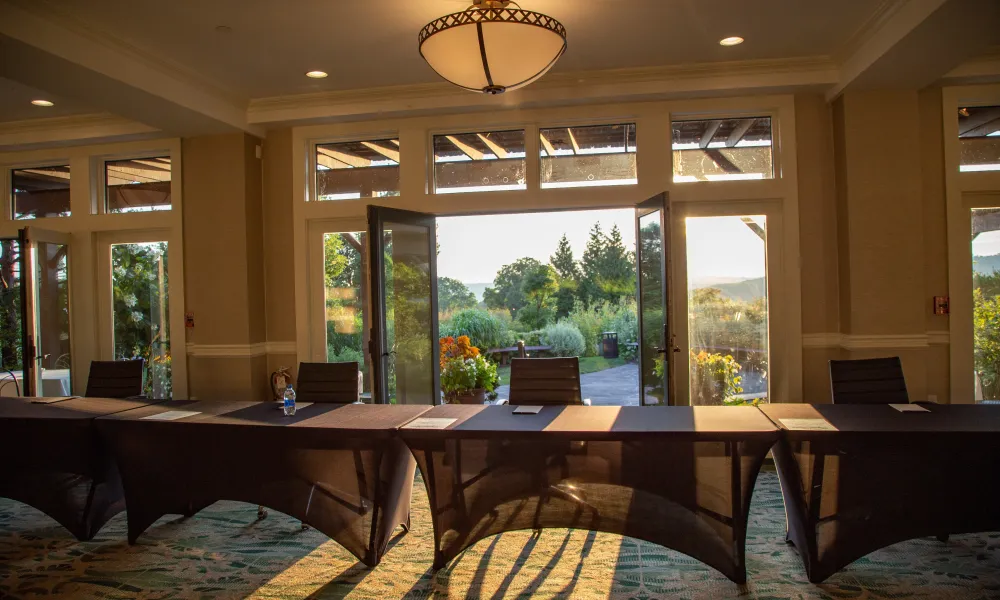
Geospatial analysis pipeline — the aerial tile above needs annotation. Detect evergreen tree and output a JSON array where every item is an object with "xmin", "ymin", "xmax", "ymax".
[
  {"xmin": 578, "ymin": 223, "xmax": 605, "ymax": 307},
  {"xmin": 550, "ymin": 234, "xmax": 579, "ymax": 319},
  {"xmin": 600, "ymin": 224, "xmax": 636, "ymax": 299}
]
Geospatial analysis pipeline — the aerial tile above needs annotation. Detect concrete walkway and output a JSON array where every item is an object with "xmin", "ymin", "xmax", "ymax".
[{"xmin": 495, "ymin": 364, "xmax": 640, "ymax": 406}]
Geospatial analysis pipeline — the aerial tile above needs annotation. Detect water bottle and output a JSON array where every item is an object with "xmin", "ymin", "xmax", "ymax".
[{"xmin": 283, "ymin": 384, "xmax": 296, "ymax": 416}]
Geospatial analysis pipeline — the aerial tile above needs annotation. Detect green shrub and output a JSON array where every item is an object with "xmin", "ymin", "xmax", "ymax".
[
  {"xmin": 328, "ymin": 346, "xmax": 363, "ymax": 366},
  {"xmin": 440, "ymin": 308, "xmax": 515, "ymax": 351},
  {"xmin": 565, "ymin": 298, "xmax": 638, "ymax": 360},
  {"xmin": 543, "ymin": 322, "xmax": 586, "ymax": 357}
]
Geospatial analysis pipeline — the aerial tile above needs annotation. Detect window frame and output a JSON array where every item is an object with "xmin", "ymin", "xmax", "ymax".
[
  {"xmin": 8, "ymin": 160, "xmax": 74, "ymax": 221},
  {"xmin": 429, "ymin": 127, "xmax": 530, "ymax": 195},
  {"xmin": 100, "ymin": 150, "xmax": 175, "ymax": 215}
]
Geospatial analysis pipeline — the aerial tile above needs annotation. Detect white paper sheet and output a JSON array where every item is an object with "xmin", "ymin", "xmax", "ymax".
[
  {"xmin": 780, "ymin": 418, "xmax": 837, "ymax": 431},
  {"xmin": 30, "ymin": 396, "xmax": 78, "ymax": 404},
  {"xmin": 141, "ymin": 410, "xmax": 201, "ymax": 421},
  {"xmin": 890, "ymin": 403, "xmax": 930, "ymax": 412},
  {"xmin": 403, "ymin": 417, "xmax": 457, "ymax": 430},
  {"xmin": 513, "ymin": 405, "xmax": 544, "ymax": 414}
]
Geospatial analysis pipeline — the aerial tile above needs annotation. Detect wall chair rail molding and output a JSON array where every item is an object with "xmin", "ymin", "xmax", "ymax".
[
  {"xmin": 185, "ymin": 342, "xmax": 296, "ymax": 358},
  {"xmin": 802, "ymin": 332, "xmax": 950, "ymax": 349}
]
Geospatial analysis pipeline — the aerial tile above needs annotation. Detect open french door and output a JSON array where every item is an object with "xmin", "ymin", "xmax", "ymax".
[
  {"xmin": 635, "ymin": 192, "xmax": 676, "ymax": 405},
  {"xmin": 367, "ymin": 206, "xmax": 440, "ymax": 405},
  {"xmin": 19, "ymin": 226, "xmax": 73, "ymax": 397}
]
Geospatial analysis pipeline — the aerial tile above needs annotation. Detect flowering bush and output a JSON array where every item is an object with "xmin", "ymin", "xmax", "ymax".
[
  {"xmin": 690, "ymin": 350, "xmax": 743, "ymax": 405},
  {"xmin": 439, "ymin": 336, "xmax": 498, "ymax": 398}
]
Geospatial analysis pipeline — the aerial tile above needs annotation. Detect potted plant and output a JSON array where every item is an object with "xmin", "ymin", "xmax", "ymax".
[{"xmin": 440, "ymin": 336, "xmax": 499, "ymax": 404}]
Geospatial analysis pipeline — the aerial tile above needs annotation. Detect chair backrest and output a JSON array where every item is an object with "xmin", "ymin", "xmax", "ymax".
[
  {"xmin": 509, "ymin": 357, "xmax": 583, "ymax": 406},
  {"xmin": 829, "ymin": 357, "xmax": 909, "ymax": 405},
  {"xmin": 296, "ymin": 362, "xmax": 360, "ymax": 404},
  {"xmin": 85, "ymin": 359, "xmax": 145, "ymax": 398}
]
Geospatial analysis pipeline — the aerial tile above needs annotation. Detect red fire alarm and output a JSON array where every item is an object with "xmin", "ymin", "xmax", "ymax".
[{"xmin": 933, "ymin": 296, "xmax": 949, "ymax": 315}]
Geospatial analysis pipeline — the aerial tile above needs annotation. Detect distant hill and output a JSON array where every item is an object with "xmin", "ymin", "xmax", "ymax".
[
  {"xmin": 464, "ymin": 282, "xmax": 491, "ymax": 302},
  {"xmin": 974, "ymin": 254, "xmax": 1000, "ymax": 275},
  {"xmin": 697, "ymin": 277, "xmax": 766, "ymax": 302}
]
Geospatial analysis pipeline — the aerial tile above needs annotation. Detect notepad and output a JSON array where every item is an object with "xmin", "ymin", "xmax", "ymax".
[
  {"xmin": 30, "ymin": 396, "xmax": 78, "ymax": 404},
  {"xmin": 890, "ymin": 403, "xmax": 930, "ymax": 413},
  {"xmin": 780, "ymin": 418, "xmax": 837, "ymax": 431},
  {"xmin": 141, "ymin": 410, "xmax": 201, "ymax": 421},
  {"xmin": 404, "ymin": 417, "xmax": 457, "ymax": 430},
  {"xmin": 512, "ymin": 405, "xmax": 544, "ymax": 415}
]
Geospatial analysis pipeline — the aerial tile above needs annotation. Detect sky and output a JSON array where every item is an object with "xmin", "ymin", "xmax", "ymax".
[{"xmin": 436, "ymin": 209, "xmax": 768, "ymax": 288}]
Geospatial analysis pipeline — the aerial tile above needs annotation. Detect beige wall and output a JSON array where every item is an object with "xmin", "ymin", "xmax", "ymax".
[{"xmin": 182, "ymin": 132, "xmax": 268, "ymax": 401}]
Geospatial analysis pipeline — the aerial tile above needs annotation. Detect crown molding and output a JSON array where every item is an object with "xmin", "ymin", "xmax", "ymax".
[
  {"xmin": 835, "ymin": 0, "xmax": 908, "ymax": 64},
  {"xmin": 0, "ymin": 113, "xmax": 160, "ymax": 151},
  {"xmin": 247, "ymin": 57, "xmax": 839, "ymax": 126}
]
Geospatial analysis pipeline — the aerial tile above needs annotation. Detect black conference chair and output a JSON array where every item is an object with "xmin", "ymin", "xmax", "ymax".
[
  {"xmin": 296, "ymin": 362, "xmax": 361, "ymax": 404},
  {"xmin": 85, "ymin": 359, "xmax": 145, "ymax": 398},
  {"xmin": 257, "ymin": 361, "xmax": 363, "ymax": 525},
  {"xmin": 829, "ymin": 357, "xmax": 909, "ymax": 405},
  {"xmin": 508, "ymin": 357, "xmax": 584, "ymax": 406},
  {"xmin": 506, "ymin": 357, "xmax": 597, "ymax": 529}
]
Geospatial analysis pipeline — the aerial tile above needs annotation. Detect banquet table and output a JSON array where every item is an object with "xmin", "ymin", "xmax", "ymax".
[
  {"xmin": 95, "ymin": 400, "xmax": 429, "ymax": 566},
  {"xmin": 0, "ymin": 369, "xmax": 73, "ymax": 397},
  {"xmin": 399, "ymin": 404, "xmax": 779, "ymax": 583},
  {"xmin": 0, "ymin": 396, "xmax": 159, "ymax": 540},
  {"xmin": 761, "ymin": 403, "xmax": 1000, "ymax": 583}
]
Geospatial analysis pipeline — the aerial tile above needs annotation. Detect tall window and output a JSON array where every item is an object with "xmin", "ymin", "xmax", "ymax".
[
  {"xmin": 972, "ymin": 208, "xmax": 1000, "ymax": 401},
  {"xmin": 959, "ymin": 106, "xmax": 1000, "ymax": 173},
  {"xmin": 686, "ymin": 215, "xmax": 769, "ymax": 405},
  {"xmin": 111, "ymin": 242, "xmax": 171, "ymax": 398},
  {"xmin": 672, "ymin": 117, "xmax": 773, "ymax": 182},
  {"xmin": 316, "ymin": 139, "xmax": 400, "ymax": 200},
  {"xmin": 12, "ymin": 166, "xmax": 71, "ymax": 219},
  {"xmin": 106, "ymin": 157, "xmax": 172, "ymax": 213},
  {"xmin": 433, "ymin": 130, "xmax": 526, "ymax": 194},
  {"xmin": 540, "ymin": 123, "xmax": 637, "ymax": 189}
]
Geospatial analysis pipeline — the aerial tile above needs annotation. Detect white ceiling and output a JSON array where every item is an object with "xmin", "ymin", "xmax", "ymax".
[
  {"xmin": 0, "ymin": 76, "xmax": 93, "ymax": 121},
  {"xmin": 38, "ymin": 0, "xmax": 880, "ymax": 99}
]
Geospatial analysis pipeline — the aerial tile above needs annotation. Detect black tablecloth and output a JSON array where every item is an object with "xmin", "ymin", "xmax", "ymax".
[
  {"xmin": 0, "ymin": 396, "xmax": 159, "ymax": 540},
  {"xmin": 96, "ymin": 401, "xmax": 429, "ymax": 566},
  {"xmin": 761, "ymin": 403, "xmax": 1000, "ymax": 583},
  {"xmin": 400, "ymin": 404, "xmax": 779, "ymax": 583}
]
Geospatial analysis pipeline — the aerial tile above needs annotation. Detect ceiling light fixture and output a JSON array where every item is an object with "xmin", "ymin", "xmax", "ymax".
[
  {"xmin": 719, "ymin": 36, "xmax": 744, "ymax": 46},
  {"xmin": 31, "ymin": 99, "xmax": 54, "ymax": 107},
  {"xmin": 306, "ymin": 70, "xmax": 328, "ymax": 79},
  {"xmin": 419, "ymin": 0, "xmax": 567, "ymax": 95}
]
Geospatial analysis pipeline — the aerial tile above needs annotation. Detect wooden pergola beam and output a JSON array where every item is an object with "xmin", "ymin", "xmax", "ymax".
[
  {"xmin": 317, "ymin": 153, "xmax": 350, "ymax": 170},
  {"xmin": 539, "ymin": 133, "xmax": 557, "ymax": 157},
  {"xmin": 727, "ymin": 119, "xmax": 755, "ymax": 147},
  {"xmin": 740, "ymin": 217, "xmax": 766, "ymax": 241},
  {"xmin": 477, "ymin": 134, "xmax": 509, "ymax": 159},
  {"xmin": 567, "ymin": 128, "xmax": 581, "ymax": 154},
  {"xmin": 445, "ymin": 135, "xmax": 484, "ymax": 161},
  {"xmin": 699, "ymin": 120, "xmax": 723, "ymax": 149},
  {"xmin": 318, "ymin": 146, "xmax": 370, "ymax": 168},
  {"xmin": 107, "ymin": 165, "xmax": 172, "ymax": 183},
  {"xmin": 132, "ymin": 159, "xmax": 173, "ymax": 171},
  {"xmin": 361, "ymin": 141, "xmax": 400, "ymax": 163}
]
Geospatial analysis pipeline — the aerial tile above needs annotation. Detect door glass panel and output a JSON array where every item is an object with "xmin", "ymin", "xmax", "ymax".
[
  {"xmin": 34, "ymin": 241, "xmax": 72, "ymax": 395},
  {"xmin": 972, "ymin": 208, "xmax": 1000, "ymax": 401},
  {"xmin": 0, "ymin": 239, "xmax": 23, "ymax": 393},
  {"xmin": 686, "ymin": 215, "xmax": 768, "ymax": 405},
  {"xmin": 638, "ymin": 210, "xmax": 667, "ymax": 405},
  {"xmin": 111, "ymin": 242, "xmax": 170, "ymax": 398},
  {"xmin": 381, "ymin": 221, "xmax": 436, "ymax": 404},
  {"xmin": 323, "ymin": 231, "xmax": 370, "ymax": 396}
]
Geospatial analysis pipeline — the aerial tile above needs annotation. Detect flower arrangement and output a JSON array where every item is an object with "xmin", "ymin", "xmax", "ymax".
[{"xmin": 440, "ymin": 336, "xmax": 498, "ymax": 404}]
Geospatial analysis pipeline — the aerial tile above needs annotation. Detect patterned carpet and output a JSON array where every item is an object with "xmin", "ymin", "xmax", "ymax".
[{"xmin": 2, "ymin": 471, "xmax": 1000, "ymax": 600}]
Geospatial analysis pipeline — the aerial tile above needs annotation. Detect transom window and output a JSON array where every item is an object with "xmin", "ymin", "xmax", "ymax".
[
  {"xmin": 540, "ymin": 123, "xmax": 637, "ymax": 189},
  {"xmin": 12, "ymin": 166, "xmax": 71, "ymax": 219},
  {"xmin": 672, "ymin": 117, "xmax": 773, "ymax": 182},
  {"xmin": 959, "ymin": 106, "xmax": 1000, "ymax": 173},
  {"xmin": 316, "ymin": 139, "xmax": 400, "ymax": 200},
  {"xmin": 106, "ymin": 157, "xmax": 172, "ymax": 213},
  {"xmin": 433, "ymin": 130, "xmax": 526, "ymax": 194}
]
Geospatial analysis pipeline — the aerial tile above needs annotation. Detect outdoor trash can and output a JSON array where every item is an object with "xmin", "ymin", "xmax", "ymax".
[{"xmin": 602, "ymin": 332, "xmax": 619, "ymax": 359}]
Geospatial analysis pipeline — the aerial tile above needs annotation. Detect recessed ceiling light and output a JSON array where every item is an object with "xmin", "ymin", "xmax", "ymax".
[
  {"xmin": 719, "ymin": 36, "xmax": 744, "ymax": 46},
  {"xmin": 31, "ymin": 99, "xmax": 54, "ymax": 107},
  {"xmin": 306, "ymin": 71, "xmax": 328, "ymax": 79}
]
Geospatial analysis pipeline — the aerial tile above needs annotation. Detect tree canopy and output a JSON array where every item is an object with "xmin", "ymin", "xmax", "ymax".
[
  {"xmin": 438, "ymin": 276, "xmax": 477, "ymax": 313},
  {"xmin": 483, "ymin": 257, "xmax": 543, "ymax": 317}
]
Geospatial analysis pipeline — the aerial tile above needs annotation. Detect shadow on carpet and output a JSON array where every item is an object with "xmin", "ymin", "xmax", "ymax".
[{"xmin": 2, "ymin": 472, "xmax": 1000, "ymax": 599}]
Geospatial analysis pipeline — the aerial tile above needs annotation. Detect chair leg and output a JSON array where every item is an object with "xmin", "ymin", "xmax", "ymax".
[{"xmin": 257, "ymin": 505, "xmax": 268, "ymax": 520}]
